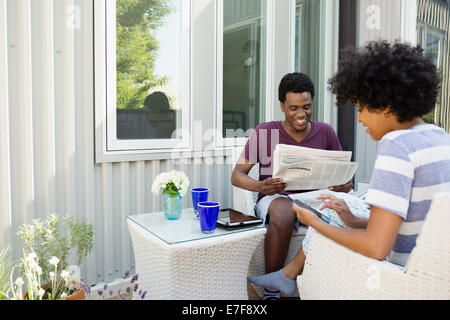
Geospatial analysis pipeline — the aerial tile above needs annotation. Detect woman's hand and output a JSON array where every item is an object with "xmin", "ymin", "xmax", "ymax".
[
  {"xmin": 258, "ymin": 178, "xmax": 287, "ymax": 195},
  {"xmin": 316, "ymin": 194, "xmax": 359, "ymax": 227},
  {"xmin": 291, "ymin": 202, "xmax": 322, "ymax": 227}
]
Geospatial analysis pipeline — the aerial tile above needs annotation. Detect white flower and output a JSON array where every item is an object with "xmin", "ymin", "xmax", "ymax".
[
  {"xmin": 25, "ymin": 252, "xmax": 37, "ymax": 263},
  {"xmin": 29, "ymin": 261, "xmax": 42, "ymax": 275},
  {"xmin": 36, "ymin": 265, "xmax": 42, "ymax": 276},
  {"xmin": 15, "ymin": 277, "xmax": 24, "ymax": 286},
  {"xmin": 38, "ymin": 288, "xmax": 45, "ymax": 299},
  {"xmin": 60, "ymin": 292, "xmax": 67, "ymax": 299},
  {"xmin": 61, "ymin": 270, "xmax": 70, "ymax": 281},
  {"xmin": 49, "ymin": 272, "xmax": 55, "ymax": 280},
  {"xmin": 49, "ymin": 256, "xmax": 60, "ymax": 267},
  {"xmin": 151, "ymin": 170, "xmax": 190, "ymax": 197}
]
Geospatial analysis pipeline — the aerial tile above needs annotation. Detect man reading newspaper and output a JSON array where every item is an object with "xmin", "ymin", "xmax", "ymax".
[{"xmin": 231, "ymin": 73, "xmax": 352, "ymax": 300}]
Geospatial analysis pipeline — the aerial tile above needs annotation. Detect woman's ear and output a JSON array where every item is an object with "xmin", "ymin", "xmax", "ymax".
[{"xmin": 383, "ymin": 105, "xmax": 392, "ymax": 117}]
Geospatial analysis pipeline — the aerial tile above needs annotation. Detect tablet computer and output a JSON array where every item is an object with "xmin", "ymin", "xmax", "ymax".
[
  {"xmin": 216, "ymin": 208, "xmax": 263, "ymax": 228},
  {"xmin": 287, "ymin": 195, "xmax": 347, "ymax": 228}
]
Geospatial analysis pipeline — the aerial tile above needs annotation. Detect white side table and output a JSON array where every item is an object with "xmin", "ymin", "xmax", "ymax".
[{"xmin": 127, "ymin": 208, "xmax": 266, "ymax": 300}]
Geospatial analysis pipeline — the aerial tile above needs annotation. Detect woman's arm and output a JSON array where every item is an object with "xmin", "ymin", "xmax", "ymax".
[{"xmin": 293, "ymin": 204, "xmax": 403, "ymax": 260}]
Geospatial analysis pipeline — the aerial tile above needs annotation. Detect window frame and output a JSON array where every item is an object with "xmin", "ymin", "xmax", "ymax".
[
  {"xmin": 215, "ymin": 0, "xmax": 273, "ymax": 148},
  {"xmin": 94, "ymin": 0, "xmax": 192, "ymax": 163},
  {"xmin": 417, "ymin": 22, "xmax": 445, "ymax": 69}
]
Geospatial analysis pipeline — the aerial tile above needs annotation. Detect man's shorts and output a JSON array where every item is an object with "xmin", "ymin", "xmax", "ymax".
[{"xmin": 254, "ymin": 194, "xmax": 303, "ymax": 233}]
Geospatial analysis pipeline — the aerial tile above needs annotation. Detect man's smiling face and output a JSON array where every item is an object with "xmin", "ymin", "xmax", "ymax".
[{"xmin": 281, "ymin": 91, "xmax": 313, "ymax": 133}]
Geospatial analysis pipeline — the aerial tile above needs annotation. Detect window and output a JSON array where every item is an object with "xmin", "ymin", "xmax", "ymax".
[
  {"xmin": 294, "ymin": 0, "xmax": 327, "ymax": 123},
  {"xmin": 417, "ymin": 1, "xmax": 449, "ymax": 131},
  {"xmin": 217, "ymin": 0, "xmax": 267, "ymax": 146},
  {"xmin": 102, "ymin": 0, "xmax": 191, "ymax": 154},
  {"xmin": 94, "ymin": 0, "xmax": 340, "ymax": 162},
  {"xmin": 417, "ymin": 23, "xmax": 444, "ymax": 68}
]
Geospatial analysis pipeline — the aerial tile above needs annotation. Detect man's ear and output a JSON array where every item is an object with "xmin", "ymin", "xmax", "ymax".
[{"xmin": 280, "ymin": 102, "xmax": 285, "ymax": 113}]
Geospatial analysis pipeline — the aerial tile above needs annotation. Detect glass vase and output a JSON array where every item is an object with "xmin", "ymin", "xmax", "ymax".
[{"xmin": 163, "ymin": 192, "xmax": 182, "ymax": 220}]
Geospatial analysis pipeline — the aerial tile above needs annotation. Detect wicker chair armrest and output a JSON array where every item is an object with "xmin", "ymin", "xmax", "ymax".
[{"xmin": 297, "ymin": 232, "xmax": 408, "ymax": 300}]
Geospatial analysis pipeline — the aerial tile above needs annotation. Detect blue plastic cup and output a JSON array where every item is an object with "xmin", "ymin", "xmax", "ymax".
[
  {"xmin": 197, "ymin": 202, "xmax": 220, "ymax": 233},
  {"xmin": 191, "ymin": 188, "xmax": 209, "ymax": 212}
]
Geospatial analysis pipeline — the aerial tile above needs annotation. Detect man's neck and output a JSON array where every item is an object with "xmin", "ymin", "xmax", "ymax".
[{"xmin": 282, "ymin": 121, "xmax": 312, "ymax": 143}]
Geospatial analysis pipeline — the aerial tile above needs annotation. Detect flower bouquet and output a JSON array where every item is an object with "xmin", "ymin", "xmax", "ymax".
[{"xmin": 151, "ymin": 170, "xmax": 190, "ymax": 220}]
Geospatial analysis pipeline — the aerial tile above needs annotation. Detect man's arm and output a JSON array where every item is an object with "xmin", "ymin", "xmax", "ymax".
[{"xmin": 231, "ymin": 157, "xmax": 287, "ymax": 195}]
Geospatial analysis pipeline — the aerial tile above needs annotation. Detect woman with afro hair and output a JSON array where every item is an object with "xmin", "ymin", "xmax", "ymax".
[{"xmin": 247, "ymin": 40, "xmax": 450, "ymax": 295}]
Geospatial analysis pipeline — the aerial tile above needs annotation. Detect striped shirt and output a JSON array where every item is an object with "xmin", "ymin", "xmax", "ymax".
[{"xmin": 365, "ymin": 123, "xmax": 450, "ymax": 266}]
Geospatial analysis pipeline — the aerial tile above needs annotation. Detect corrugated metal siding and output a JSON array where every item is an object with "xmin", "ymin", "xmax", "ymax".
[
  {"xmin": 354, "ymin": 0, "xmax": 403, "ymax": 185},
  {"xmin": 357, "ymin": 0, "xmax": 402, "ymax": 43},
  {"xmin": 418, "ymin": 0, "xmax": 450, "ymax": 132},
  {"xmin": 0, "ymin": 0, "xmax": 234, "ymax": 286}
]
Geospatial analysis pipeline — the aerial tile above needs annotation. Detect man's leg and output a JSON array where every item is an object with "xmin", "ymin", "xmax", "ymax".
[{"xmin": 264, "ymin": 197, "xmax": 296, "ymax": 273}]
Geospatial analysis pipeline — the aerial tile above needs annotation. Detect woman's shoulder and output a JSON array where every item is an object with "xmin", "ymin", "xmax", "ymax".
[
  {"xmin": 379, "ymin": 123, "xmax": 450, "ymax": 159},
  {"xmin": 382, "ymin": 123, "xmax": 447, "ymax": 145}
]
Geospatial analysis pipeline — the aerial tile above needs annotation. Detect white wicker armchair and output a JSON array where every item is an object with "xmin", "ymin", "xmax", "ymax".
[{"xmin": 297, "ymin": 192, "xmax": 450, "ymax": 300}]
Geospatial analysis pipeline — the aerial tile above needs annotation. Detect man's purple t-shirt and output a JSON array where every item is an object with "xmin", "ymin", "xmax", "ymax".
[{"xmin": 240, "ymin": 121, "xmax": 343, "ymax": 203}]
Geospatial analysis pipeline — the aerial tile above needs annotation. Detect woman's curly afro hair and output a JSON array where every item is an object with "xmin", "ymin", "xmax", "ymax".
[{"xmin": 328, "ymin": 40, "xmax": 441, "ymax": 122}]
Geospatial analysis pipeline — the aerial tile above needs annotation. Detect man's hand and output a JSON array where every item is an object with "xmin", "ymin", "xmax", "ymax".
[
  {"xmin": 259, "ymin": 178, "xmax": 287, "ymax": 196},
  {"xmin": 328, "ymin": 179, "xmax": 353, "ymax": 193}
]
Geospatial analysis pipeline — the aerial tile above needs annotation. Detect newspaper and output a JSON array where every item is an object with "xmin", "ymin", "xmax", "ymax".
[{"xmin": 272, "ymin": 144, "xmax": 358, "ymax": 190}]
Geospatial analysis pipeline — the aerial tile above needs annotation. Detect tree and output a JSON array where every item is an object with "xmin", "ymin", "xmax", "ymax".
[{"xmin": 116, "ymin": 0, "xmax": 171, "ymax": 109}]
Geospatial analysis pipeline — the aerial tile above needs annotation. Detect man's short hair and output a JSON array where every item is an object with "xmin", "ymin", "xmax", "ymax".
[{"xmin": 278, "ymin": 72, "xmax": 315, "ymax": 103}]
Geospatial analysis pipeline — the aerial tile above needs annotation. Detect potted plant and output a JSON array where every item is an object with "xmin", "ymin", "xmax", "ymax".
[
  {"xmin": 8, "ymin": 250, "xmax": 85, "ymax": 300},
  {"xmin": 151, "ymin": 170, "xmax": 190, "ymax": 220},
  {"xmin": 7, "ymin": 214, "xmax": 95, "ymax": 300}
]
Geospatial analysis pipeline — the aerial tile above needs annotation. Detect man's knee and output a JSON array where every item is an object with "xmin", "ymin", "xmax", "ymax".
[{"xmin": 267, "ymin": 198, "xmax": 295, "ymax": 228}]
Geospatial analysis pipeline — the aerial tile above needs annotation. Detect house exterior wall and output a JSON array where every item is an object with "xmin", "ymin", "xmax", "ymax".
[
  {"xmin": 0, "ymin": 0, "xmax": 234, "ymax": 286},
  {"xmin": 0, "ymin": 0, "xmax": 419, "ymax": 287},
  {"xmin": 353, "ymin": 0, "xmax": 415, "ymax": 186}
]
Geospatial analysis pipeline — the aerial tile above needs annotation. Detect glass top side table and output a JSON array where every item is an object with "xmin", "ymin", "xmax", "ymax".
[{"xmin": 127, "ymin": 208, "xmax": 265, "ymax": 245}]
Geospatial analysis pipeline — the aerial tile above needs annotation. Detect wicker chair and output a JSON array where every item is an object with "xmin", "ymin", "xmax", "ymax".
[{"xmin": 297, "ymin": 191, "xmax": 450, "ymax": 300}]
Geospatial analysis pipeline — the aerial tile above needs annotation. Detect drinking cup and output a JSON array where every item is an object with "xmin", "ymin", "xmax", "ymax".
[
  {"xmin": 197, "ymin": 202, "xmax": 220, "ymax": 233},
  {"xmin": 191, "ymin": 188, "xmax": 209, "ymax": 213}
]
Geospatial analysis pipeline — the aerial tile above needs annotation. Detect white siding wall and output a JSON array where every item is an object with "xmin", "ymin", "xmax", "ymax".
[
  {"xmin": 0, "ymin": 0, "xmax": 234, "ymax": 286},
  {"xmin": 354, "ymin": 0, "xmax": 414, "ymax": 185}
]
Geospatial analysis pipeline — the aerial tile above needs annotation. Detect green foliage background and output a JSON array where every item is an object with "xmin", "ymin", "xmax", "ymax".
[{"xmin": 116, "ymin": 0, "xmax": 171, "ymax": 109}]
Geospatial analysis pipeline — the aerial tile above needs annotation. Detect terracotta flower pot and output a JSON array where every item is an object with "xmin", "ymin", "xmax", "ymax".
[{"xmin": 23, "ymin": 281, "xmax": 86, "ymax": 300}]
